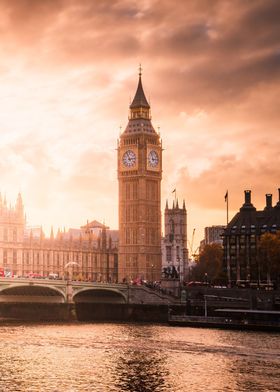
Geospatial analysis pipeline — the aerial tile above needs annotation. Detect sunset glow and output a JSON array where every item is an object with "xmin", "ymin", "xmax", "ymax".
[{"xmin": 0, "ymin": 0, "xmax": 279, "ymax": 247}]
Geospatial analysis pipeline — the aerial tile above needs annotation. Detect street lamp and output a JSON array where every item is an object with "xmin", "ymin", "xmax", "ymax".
[{"xmin": 64, "ymin": 261, "xmax": 80, "ymax": 281}]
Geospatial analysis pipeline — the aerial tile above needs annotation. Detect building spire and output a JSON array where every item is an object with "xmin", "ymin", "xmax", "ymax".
[
  {"xmin": 123, "ymin": 67, "xmax": 156, "ymax": 134},
  {"xmin": 16, "ymin": 192, "xmax": 24, "ymax": 217},
  {"xmin": 139, "ymin": 63, "xmax": 142, "ymax": 77},
  {"xmin": 129, "ymin": 66, "xmax": 150, "ymax": 115}
]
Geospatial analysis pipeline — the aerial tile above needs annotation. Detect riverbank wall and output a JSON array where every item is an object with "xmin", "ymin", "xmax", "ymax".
[{"xmin": 0, "ymin": 302, "xmax": 170, "ymax": 323}]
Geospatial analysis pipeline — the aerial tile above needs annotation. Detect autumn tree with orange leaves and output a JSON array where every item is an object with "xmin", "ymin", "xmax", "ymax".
[
  {"xmin": 192, "ymin": 243, "xmax": 226, "ymax": 284},
  {"xmin": 258, "ymin": 231, "xmax": 280, "ymax": 285}
]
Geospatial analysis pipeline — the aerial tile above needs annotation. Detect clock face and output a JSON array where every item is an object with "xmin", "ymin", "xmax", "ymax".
[
  {"xmin": 122, "ymin": 150, "xmax": 136, "ymax": 167},
  {"xmin": 148, "ymin": 150, "xmax": 159, "ymax": 167}
]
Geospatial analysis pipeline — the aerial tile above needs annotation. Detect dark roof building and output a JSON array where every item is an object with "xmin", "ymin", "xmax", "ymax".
[{"xmin": 223, "ymin": 189, "xmax": 280, "ymax": 286}]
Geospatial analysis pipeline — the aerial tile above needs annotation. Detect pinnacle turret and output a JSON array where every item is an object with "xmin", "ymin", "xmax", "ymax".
[
  {"xmin": 50, "ymin": 226, "xmax": 54, "ymax": 240},
  {"xmin": 16, "ymin": 192, "xmax": 24, "ymax": 217}
]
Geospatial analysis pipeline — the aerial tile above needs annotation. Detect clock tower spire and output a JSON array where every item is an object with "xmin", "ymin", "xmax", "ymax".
[
  {"xmin": 129, "ymin": 65, "xmax": 151, "ymax": 120},
  {"xmin": 117, "ymin": 69, "xmax": 162, "ymax": 283}
]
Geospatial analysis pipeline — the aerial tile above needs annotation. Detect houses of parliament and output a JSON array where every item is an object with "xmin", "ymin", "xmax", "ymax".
[
  {"xmin": 0, "ymin": 72, "xmax": 188, "ymax": 283},
  {"xmin": 0, "ymin": 193, "xmax": 118, "ymax": 281}
]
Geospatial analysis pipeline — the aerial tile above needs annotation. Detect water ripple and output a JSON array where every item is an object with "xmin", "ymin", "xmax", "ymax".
[{"xmin": 0, "ymin": 323, "xmax": 279, "ymax": 392}]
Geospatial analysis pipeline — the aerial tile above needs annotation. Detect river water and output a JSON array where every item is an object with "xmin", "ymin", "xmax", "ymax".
[{"xmin": 0, "ymin": 323, "xmax": 279, "ymax": 392}]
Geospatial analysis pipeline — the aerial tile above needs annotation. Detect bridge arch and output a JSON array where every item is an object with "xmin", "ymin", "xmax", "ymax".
[
  {"xmin": 73, "ymin": 287, "xmax": 127, "ymax": 304},
  {"xmin": 0, "ymin": 284, "xmax": 66, "ymax": 303}
]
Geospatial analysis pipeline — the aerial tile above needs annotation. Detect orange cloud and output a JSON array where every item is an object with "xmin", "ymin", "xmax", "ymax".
[{"xmin": 0, "ymin": 0, "xmax": 278, "ymax": 246}]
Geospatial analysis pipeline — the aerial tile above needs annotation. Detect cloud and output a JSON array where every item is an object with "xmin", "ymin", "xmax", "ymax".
[
  {"xmin": 0, "ymin": 0, "xmax": 278, "ymax": 243},
  {"xmin": 177, "ymin": 149, "xmax": 280, "ymax": 212}
]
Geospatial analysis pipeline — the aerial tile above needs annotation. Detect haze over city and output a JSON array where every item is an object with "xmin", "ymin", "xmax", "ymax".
[{"xmin": 0, "ymin": 0, "xmax": 279, "ymax": 246}]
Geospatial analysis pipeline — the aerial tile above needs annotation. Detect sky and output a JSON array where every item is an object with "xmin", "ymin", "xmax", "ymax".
[{"xmin": 0, "ymin": 0, "xmax": 279, "ymax": 249}]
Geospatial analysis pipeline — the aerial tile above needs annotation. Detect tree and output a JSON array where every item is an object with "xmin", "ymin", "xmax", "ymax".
[
  {"xmin": 258, "ymin": 231, "xmax": 280, "ymax": 285},
  {"xmin": 192, "ymin": 243, "xmax": 225, "ymax": 284}
]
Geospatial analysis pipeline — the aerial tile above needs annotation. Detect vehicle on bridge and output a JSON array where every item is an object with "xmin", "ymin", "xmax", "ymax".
[
  {"xmin": 0, "ymin": 268, "xmax": 13, "ymax": 278},
  {"xmin": 48, "ymin": 273, "xmax": 59, "ymax": 280},
  {"xmin": 28, "ymin": 273, "xmax": 44, "ymax": 279}
]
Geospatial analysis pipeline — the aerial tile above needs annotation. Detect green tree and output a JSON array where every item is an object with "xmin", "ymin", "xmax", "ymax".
[{"xmin": 192, "ymin": 243, "xmax": 225, "ymax": 284}]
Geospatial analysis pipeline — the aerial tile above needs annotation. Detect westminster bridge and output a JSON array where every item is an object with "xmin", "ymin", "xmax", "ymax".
[
  {"xmin": 0, "ymin": 278, "xmax": 174, "ymax": 304},
  {"xmin": 0, "ymin": 278, "xmax": 176, "ymax": 322}
]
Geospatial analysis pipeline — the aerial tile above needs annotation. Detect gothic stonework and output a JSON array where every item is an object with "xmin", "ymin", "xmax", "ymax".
[
  {"xmin": 0, "ymin": 196, "xmax": 118, "ymax": 281},
  {"xmin": 162, "ymin": 200, "xmax": 189, "ymax": 283},
  {"xmin": 118, "ymin": 71, "xmax": 162, "ymax": 282}
]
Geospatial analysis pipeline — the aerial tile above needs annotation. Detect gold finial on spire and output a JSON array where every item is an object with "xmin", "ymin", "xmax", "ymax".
[{"xmin": 139, "ymin": 63, "xmax": 142, "ymax": 77}]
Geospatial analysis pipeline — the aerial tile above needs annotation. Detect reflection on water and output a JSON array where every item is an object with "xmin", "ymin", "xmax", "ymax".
[
  {"xmin": 0, "ymin": 322, "xmax": 279, "ymax": 392},
  {"xmin": 115, "ymin": 348, "xmax": 169, "ymax": 392},
  {"xmin": 114, "ymin": 326, "xmax": 170, "ymax": 391}
]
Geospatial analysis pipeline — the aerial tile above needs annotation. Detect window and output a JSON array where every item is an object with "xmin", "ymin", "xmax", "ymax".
[
  {"xmin": 126, "ymin": 228, "xmax": 131, "ymax": 244},
  {"xmin": 125, "ymin": 183, "xmax": 130, "ymax": 199},
  {"xmin": 151, "ymin": 229, "xmax": 155, "ymax": 245},
  {"xmin": 176, "ymin": 246, "xmax": 180, "ymax": 259},
  {"xmin": 169, "ymin": 219, "xmax": 175, "ymax": 234},
  {"xmin": 166, "ymin": 246, "xmax": 172, "ymax": 261},
  {"xmin": 3, "ymin": 251, "xmax": 7, "ymax": 266},
  {"xmin": 126, "ymin": 207, "xmax": 130, "ymax": 222},
  {"xmin": 13, "ymin": 251, "xmax": 17, "ymax": 265},
  {"xmin": 133, "ymin": 182, "xmax": 138, "ymax": 200},
  {"xmin": 133, "ymin": 206, "xmax": 137, "ymax": 221},
  {"xmin": 132, "ymin": 229, "xmax": 137, "ymax": 244}
]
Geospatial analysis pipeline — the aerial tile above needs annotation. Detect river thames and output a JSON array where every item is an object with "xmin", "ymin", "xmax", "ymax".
[{"xmin": 0, "ymin": 323, "xmax": 279, "ymax": 392}]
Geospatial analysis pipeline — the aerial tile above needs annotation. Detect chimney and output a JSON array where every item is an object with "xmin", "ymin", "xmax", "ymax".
[
  {"xmin": 244, "ymin": 190, "xmax": 251, "ymax": 204},
  {"xmin": 265, "ymin": 194, "xmax": 272, "ymax": 209},
  {"xmin": 275, "ymin": 188, "xmax": 280, "ymax": 208},
  {"xmin": 241, "ymin": 189, "xmax": 256, "ymax": 211}
]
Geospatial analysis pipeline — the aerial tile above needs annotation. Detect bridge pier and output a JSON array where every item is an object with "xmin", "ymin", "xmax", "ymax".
[{"xmin": 66, "ymin": 280, "xmax": 74, "ymax": 303}]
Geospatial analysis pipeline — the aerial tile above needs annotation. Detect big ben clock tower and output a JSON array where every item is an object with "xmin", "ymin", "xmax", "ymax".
[{"xmin": 118, "ymin": 69, "xmax": 162, "ymax": 283}]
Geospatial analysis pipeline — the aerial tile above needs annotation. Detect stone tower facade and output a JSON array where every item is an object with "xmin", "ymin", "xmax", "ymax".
[
  {"xmin": 0, "ymin": 193, "xmax": 25, "ymax": 276},
  {"xmin": 118, "ymin": 71, "xmax": 162, "ymax": 282},
  {"xmin": 162, "ymin": 200, "xmax": 188, "ymax": 283}
]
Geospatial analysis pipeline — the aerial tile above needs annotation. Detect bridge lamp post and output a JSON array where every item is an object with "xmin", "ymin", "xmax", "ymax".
[{"xmin": 64, "ymin": 261, "xmax": 80, "ymax": 282}]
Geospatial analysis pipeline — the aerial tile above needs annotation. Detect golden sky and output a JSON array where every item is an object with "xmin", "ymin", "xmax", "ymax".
[{"xmin": 0, "ymin": 0, "xmax": 279, "ymax": 247}]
